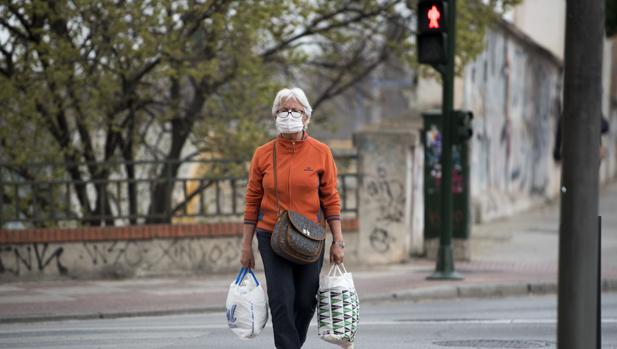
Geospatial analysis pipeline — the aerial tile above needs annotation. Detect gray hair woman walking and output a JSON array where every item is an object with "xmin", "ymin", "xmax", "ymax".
[{"xmin": 240, "ymin": 87, "xmax": 345, "ymax": 348}]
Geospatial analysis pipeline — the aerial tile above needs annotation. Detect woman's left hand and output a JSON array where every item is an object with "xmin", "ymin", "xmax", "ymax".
[{"xmin": 330, "ymin": 242, "xmax": 344, "ymax": 265}]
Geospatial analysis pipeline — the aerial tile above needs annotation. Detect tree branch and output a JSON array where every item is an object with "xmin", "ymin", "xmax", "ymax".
[
  {"xmin": 171, "ymin": 179, "xmax": 214, "ymax": 215},
  {"xmin": 182, "ymin": 0, "xmax": 228, "ymax": 39},
  {"xmin": 0, "ymin": 40, "xmax": 15, "ymax": 77},
  {"xmin": 311, "ymin": 20, "xmax": 402, "ymax": 113},
  {"xmin": 0, "ymin": 17, "xmax": 29, "ymax": 41},
  {"xmin": 7, "ymin": 4, "xmax": 33, "ymax": 37},
  {"xmin": 259, "ymin": 4, "xmax": 390, "ymax": 59}
]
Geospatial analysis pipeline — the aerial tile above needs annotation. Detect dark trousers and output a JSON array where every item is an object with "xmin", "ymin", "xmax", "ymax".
[{"xmin": 256, "ymin": 230, "xmax": 324, "ymax": 349}]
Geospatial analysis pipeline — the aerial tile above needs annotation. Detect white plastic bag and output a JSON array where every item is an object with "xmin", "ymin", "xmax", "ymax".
[
  {"xmin": 318, "ymin": 264, "xmax": 359, "ymax": 348},
  {"xmin": 225, "ymin": 268, "xmax": 268, "ymax": 339}
]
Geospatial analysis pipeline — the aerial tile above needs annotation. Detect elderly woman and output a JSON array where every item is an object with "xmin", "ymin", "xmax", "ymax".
[{"xmin": 240, "ymin": 87, "xmax": 345, "ymax": 348}]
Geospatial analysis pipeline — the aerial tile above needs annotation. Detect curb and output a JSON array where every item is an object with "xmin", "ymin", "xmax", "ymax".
[
  {"xmin": 361, "ymin": 278, "xmax": 617, "ymax": 303},
  {"xmin": 0, "ymin": 307, "xmax": 225, "ymax": 325},
  {"xmin": 2, "ymin": 279, "xmax": 616, "ymax": 324}
]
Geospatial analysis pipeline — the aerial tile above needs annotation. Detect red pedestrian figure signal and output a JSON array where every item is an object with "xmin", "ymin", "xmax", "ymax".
[
  {"xmin": 428, "ymin": 5, "xmax": 441, "ymax": 29},
  {"xmin": 416, "ymin": 0, "xmax": 447, "ymax": 65}
]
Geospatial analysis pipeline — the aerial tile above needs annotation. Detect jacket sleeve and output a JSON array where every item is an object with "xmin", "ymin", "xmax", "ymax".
[
  {"xmin": 319, "ymin": 146, "xmax": 341, "ymax": 222},
  {"xmin": 243, "ymin": 148, "xmax": 263, "ymax": 225}
]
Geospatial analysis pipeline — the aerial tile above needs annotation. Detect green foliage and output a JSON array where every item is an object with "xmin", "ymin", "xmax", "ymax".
[
  {"xmin": 457, "ymin": 0, "xmax": 522, "ymax": 74},
  {"xmin": 0, "ymin": 0, "xmax": 517, "ymax": 225}
]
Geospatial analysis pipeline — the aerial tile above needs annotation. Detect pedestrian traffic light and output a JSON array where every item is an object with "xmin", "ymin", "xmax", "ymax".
[
  {"xmin": 416, "ymin": 0, "xmax": 448, "ymax": 65},
  {"xmin": 453, "ymin": 110, "xmax": 473, "ymax": 144}
]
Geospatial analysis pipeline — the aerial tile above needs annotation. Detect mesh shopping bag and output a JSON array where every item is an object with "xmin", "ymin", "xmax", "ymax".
[
  {"xmin": 318, "ymin": 264, "xmax": 359, "ymax": 348},
  {"xmin": 225, "ymin": 267, "xmax": 268, "ymax": 339}
]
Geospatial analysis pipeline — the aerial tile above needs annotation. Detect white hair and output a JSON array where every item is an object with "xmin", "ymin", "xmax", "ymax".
[{"xmin": 271, "ymin": 87, "xmax": 313, "ymax": 119}]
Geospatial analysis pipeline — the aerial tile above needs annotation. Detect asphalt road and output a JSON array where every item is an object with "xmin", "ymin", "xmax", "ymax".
[{"xmin": 1, "ymin": 294, "xmax": 616, "ymax": 349}]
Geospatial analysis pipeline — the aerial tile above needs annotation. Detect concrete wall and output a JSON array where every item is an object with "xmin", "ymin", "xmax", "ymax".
[
  {"xmin": 601, "ymin": 38, "xmax": 617, "ymax": 183},
  {"xmin": 0, "ymin": 221, "xmax": 359, "ymax": 281},
  {"xmin": 461, "ymin": 21, "xmax": 617, "ymax": 222},
  {"xmin": 506, "ymin": 0, "xmax": 566, "ymax": 60},
  {"xmin": 1, "ymin": 237, "xmax": 244, "ymax": 280},
  {"xmin": 461, "ymin": 21, "xmax": 564, "ymax": 222},
  {"xmin": 353, "ymin": 119, "xmax": 424, "ymax": 264}
]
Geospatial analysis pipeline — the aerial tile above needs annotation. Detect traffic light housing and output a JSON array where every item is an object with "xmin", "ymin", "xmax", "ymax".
[
  {"xmin": 416, "ymin": 0, "xmax": 448, "ymax": 65},
  {"xmin": 453, "ymin": 110, "xmax": 473, "ymax": 144}
]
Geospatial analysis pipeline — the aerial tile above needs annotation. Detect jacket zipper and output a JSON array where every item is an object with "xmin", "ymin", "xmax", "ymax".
[{"xmin": 289, "ymin": 141, "xmax": 295, "ymax": 211}]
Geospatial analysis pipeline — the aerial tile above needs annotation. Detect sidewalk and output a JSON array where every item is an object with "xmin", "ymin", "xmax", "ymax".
[{"xmin": 2, "ymin": 182, "xmax": 617, "ymax": 323}]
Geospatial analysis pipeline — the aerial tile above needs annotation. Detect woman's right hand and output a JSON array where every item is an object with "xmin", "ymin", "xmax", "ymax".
[{"xmin": 240, "ymin": 246, "xmax": 255, "ymax": 269}]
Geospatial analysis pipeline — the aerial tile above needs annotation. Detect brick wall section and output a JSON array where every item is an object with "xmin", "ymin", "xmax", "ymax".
[{"xmin": 0, "ymin": 218, "xmax": 358, "ymax": 244}]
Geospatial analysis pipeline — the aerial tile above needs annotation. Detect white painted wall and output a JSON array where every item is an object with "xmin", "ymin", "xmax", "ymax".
[
  {"xmin": 604, "ymin": 38, "xmax": 614, "ymax": 118},
  {"xmin": 506, "ymin": 0, "xmax": 566, "ymax": 60},
  {"xmin": 462, "ymin": 23, "xmax": 563, "ymax": 223},
  {"xmin": 417, "ymin": 75, "xmax": 443, "ymax": 111}
]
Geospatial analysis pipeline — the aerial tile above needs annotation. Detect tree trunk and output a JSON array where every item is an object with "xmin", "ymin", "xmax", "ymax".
[{"xmin": 145, "ymin": 80, "xmax": 207, "ymax": 224}]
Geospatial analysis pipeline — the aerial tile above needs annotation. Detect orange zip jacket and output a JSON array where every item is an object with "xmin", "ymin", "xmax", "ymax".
[{"xmin": 243, "ymin": 133, "xmax": 341, "ymax": 232}]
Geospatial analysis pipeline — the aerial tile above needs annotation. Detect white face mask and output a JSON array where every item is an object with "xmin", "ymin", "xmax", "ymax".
[{"xmin": 276, "ymin": 116, "xmax": 304, "ymax": 134}]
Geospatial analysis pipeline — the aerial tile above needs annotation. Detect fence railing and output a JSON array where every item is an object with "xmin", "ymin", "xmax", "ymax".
[{"xmin": 0, "ymin": 155, "xmax": 358, "ymax": 229}]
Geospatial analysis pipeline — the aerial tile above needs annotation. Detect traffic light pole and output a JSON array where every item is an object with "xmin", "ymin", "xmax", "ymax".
[{"xmin": 428, "ymin": 0, "xmax": 463, "ymax": 280}]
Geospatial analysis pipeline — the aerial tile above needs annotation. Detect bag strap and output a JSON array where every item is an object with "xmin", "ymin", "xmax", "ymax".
[
  {"xmin": 272, "ymin": 138, "xmax": 324, "ymax": 226},
  {"xmin": 236, "ymin": 267, "xmax": 260, "ymax": 286},
  {"xmin": 328, "ymin": 263, "xmax": 346, "ymax": 277},
  {"xmin": 247, "ymin": 269, "xmax": 260, "ymax": 286},
  {"xmin": 235, "ymin": 268, "xmax": 248, "ymax": 284},
  {"xmin": 273, "ymin": 141, "xmax": 280, "ymax": 215}
]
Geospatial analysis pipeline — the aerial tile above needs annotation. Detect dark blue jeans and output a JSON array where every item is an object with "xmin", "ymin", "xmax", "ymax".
[{"xmin": 256, "ymin": 230, "xmax": 324, "ymax": 349}]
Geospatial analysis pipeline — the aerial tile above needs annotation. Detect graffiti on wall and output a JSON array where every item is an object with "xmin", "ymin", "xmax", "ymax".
[
  {"xmin": 369, "ymin": 228, "xmax": 396, "ymax": 253},
  {"xmin": 365, "ymin": 166, "xmax": 405, "ymax": 224},
  {"xmin": 0, "ymin": 244, "xmax": 68, "ymax": 276},
  {"xmin": 363, "ymin": 165, "xmax": 407, "ymax": 253},
  {"xmin": 0, "ymin": 237, "xmax": 242, "ymax": 277},
  {"xmin": 464, "ymin": 25, "xmax": 560, "ymax": 208}
]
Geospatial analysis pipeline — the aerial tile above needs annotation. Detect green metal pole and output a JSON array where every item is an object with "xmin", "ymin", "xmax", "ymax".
[{"xmin": 428, "ymin": 0, "xmax": 463, "ymax": 280}]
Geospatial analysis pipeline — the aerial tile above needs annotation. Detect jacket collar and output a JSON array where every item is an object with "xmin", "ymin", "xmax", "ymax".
[{"xmin": 276, "ymin": 132, "xmax": 309, "ymax": 151}]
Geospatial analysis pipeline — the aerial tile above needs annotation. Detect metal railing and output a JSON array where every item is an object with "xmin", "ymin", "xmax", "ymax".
[{"xmin": 0, "ymin": 155, "xmax": 358, "ymax": 229}]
